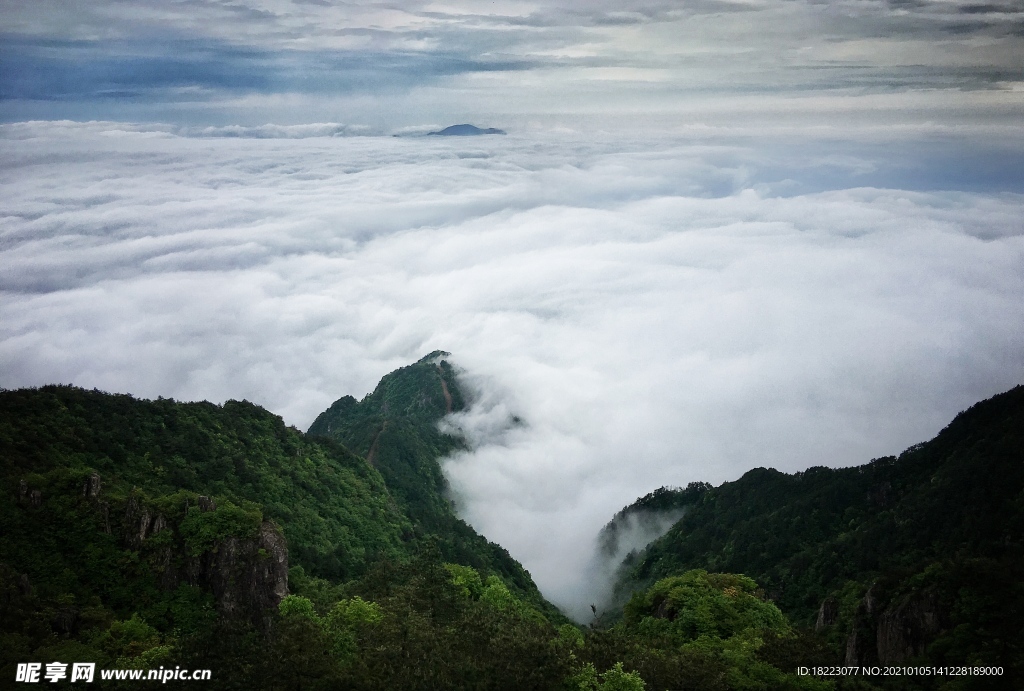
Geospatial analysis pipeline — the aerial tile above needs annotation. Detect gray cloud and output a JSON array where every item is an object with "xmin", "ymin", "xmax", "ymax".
[
  {"xmin": 2, "ymin": 120, "xmax": 1022, "ymax": 618},
  {"xmin": 2, "ymin": 0, "xmax": 1023, "ymax": 126}
]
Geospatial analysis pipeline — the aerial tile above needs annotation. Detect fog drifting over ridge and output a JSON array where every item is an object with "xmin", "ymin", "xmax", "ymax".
[{"xmin": 2, "ymin": 121, "xmax": 1024, "ymax": 618}]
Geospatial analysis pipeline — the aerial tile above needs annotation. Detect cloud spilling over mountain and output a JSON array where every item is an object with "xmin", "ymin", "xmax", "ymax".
[{"xmin": 1, "ymin": 120, "xmax": 1023, "ymax": 616}]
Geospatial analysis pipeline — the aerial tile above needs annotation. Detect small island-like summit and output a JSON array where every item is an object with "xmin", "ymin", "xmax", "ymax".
[{"xmin": 427, "ymin": 124, "xmax": 506, "ymax": 136}]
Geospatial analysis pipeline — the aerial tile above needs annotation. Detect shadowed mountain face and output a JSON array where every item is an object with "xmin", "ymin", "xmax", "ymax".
[{"xmin": 427, "ymin": 124, "xmax": 506, "ymax": 136}]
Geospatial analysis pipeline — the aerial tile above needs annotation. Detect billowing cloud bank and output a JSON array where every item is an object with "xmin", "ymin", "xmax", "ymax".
[{"xmin": 2, "ymin": 120, "xmax": 1023, "ymax": 618}]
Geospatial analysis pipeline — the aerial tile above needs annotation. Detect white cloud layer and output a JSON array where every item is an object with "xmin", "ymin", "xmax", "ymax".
[{"xmin": 2, "ymin": 120, "xmax": 1023, "ymax": 619}]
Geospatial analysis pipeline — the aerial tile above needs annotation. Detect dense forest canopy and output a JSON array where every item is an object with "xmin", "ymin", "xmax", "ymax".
[{"xmin": 1, "ymin": 359, "xmax": 1021, "ymax": 689}]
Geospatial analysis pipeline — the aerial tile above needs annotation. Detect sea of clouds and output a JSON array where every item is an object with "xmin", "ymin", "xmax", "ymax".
[{"xmin": 2, "ymin": 120, "xmax": 1023, "ymax": 619}]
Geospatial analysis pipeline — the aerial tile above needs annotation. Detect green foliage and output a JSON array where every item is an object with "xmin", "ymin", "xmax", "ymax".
[
  {"xmin": 179, "ymin": 499, "xmax": 263, "ymax": 555},
  {"xmin": 481, "ymin": 574, "xmax": 521, "ymax": 612},
  {"xmin": 598, "ymin": 483, "xmax": 711, "ymax": 558},
  {"xmin": 625, "ymin": 571, "xmax": 787, "ymax": 644},
  {"xmin": 0, "ymin": 385, "xmax": 412, "ymax": 584},
  {"xmin": 623, "ymin": 386, "xmax": 1024, "ymax": 624},
  {"xmin": 571, "ymin": 662, "xmax": 648, "ymax": 691},
  {"xmin": 612, "ymin": 570, "xmax": 828, "ymax": 691},
  {"xmin": 306, "ymin": 353, "xmax": 561, "ymax": 618},
  {"xmin": 0, "ymin": 360, "xmax": 581, "ymax": 687},
  {"xmin": 597, "ymin": 662, "xmax": 647, "ymax": 691},
  {"xmin": 3, "ymin": 366, "xmax": 1020, "ymax": 689},
  {"xmin": 611, "ymin": 385, "xmax": 1024, "ymax": 688},
  {"xmin": 278, "ymin": 595, "xmax": 318, "ymax": 621},
  {"xmin": 557, "ymin": 623, "xmax": 585, "ymax": 651},
  {"xmin": 445, "ymin": 562, "xmax": 485, "ymax": 599},
  {"xmin": 327, "ymin": 596, "xmax": 381, "ymax": 629}
]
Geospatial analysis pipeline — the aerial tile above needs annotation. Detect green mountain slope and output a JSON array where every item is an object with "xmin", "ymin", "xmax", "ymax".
[
  {"xmin": 0, "ymin": 384, "xmax": 424, "ymax": 684},
  {"xmin": 0, "ymin": 356, "xmax": 577, "ymax": 688},
  {"xmin": 0, "ymin": 385, "xmax": 412, "ymax": 585},
  {"xmin": 4, "ymin": 362, "xmax": 1019, "ymax": 689},
  {"xmin": 307, "ymin": 351, "xmax": 552, "ymax": 612},
  {"xmin": 610, "ymin": 384, "xmax": 1024, "ymax": 683}
]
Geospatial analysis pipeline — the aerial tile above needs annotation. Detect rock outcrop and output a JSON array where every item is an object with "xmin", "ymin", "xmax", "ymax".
[
  {"xmin": 815, "ymin": 596, "xmax": 838, "ymax": 631},
  {"xmin": 876, "ymin": 591, "xmax": 944, "ymax": 663},
  {"xmin": 82, "ymin": 472, "xmax": 102, "ymax": 499},
  {"xmin": 840, "ymin": 583, "xmax": 948, "ymax": 666},
  {"xmin": 98, "ymin": 475, "xmax": 289, "ymax": 632},
  {"xmin": 844, "ymin": 585, "xmax": 879, "ymax": 666},
  {"xmin": 153, "ymin": 520, "xmax": 289, "ymax": 632},
  {"xmin": 123, "ymin": 495, "xmax": 153, "ymax": 550}
]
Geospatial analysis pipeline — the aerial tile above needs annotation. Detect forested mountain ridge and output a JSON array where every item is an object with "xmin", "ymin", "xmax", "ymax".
[
  {"xmin": 306, "ymin": 351, "xmax": 552, "ymax": 612},
  {"xmin": 0, "ymin": 356, "xmax": 576, "ymax": 688},
  {"xmin": 0, "ymin": 386, "xmax": 412, "ymax": 585},
  {"xmin": 2, "ymin": 362, "xmax": 1020, "ymax": 689},
  {"xmin": 609, "ymin": 384, "xmax": 1024, "ymax": 684}
]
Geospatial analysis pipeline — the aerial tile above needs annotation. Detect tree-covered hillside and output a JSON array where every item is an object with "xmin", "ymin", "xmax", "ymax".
[
  {"xmin": 0, "ymin": 355, "xmax": 587, "ymax": 689},
  {"xmin": 1, "ymin": 385, "xmax": 412, "ymax": 585},
  {"xmin": 611, "ymin": 385, "xmax": 1024, "ymax": 687},
  {"xmin": 307, "ymin": 351, "xmax": 549, "ymax": 611},
  {"xmin": 3, "ymin": 359, "xmax": 1020, "ymax": 690}
]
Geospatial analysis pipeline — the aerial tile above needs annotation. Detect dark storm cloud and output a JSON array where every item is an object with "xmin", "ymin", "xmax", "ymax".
[
  {"xmin": 0, "ymin": 33, "xmax": 538, "ymax": 103},
  {"xmin": 0, "ymin": 37, "xmax": 270, "ymax": 101}
]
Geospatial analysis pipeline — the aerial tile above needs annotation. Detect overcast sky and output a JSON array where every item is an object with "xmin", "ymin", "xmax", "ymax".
[
  {"xmin": 1, "ymin": 0, "xmax": 1023, "ymax": 619},
  {"xmin": 2, "ymin": 0, "xmax": 1023, "ymax": 128}
]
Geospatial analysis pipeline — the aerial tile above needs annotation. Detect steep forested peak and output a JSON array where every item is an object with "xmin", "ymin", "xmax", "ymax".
[
  {"xmin": 307, "ymin": 351, "xmax": 464, "ymax": 440},
  {"xmin": 305, "ymin": 356, "xmax": 555, "ymax": 615}
]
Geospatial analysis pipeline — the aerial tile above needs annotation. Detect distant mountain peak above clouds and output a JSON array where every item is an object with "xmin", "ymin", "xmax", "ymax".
[{"xmin": 428, "ymin": 124, "xmax": 506, "ymax": 136}]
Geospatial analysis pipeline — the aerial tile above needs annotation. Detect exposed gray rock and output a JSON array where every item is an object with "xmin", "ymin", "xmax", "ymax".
[
  {"xmin": 29, "ymin": 490, "xmax": 42, "ymax": 507},
  {"xmin": 150, "ymin": 514, "xmax": 168, "ymax": 536},
  {"xmin": 863, "ymin": 583, "xmax": 879, "ymax": 615},
  {"xmin": 82, "ymin": 472, "xmax": 102, "ymax": 499},
  {"xmin": 98, "ymin": 500, "xmax": 111, "ymax": 534},
  {"xmin": 123, "ymin": 495, "xmax": 152, "ymax": 550},
  {"xmin": 148, "ymin": 518, "xmax": 288, "ymax": 632},
  {"xmin": 843, "ymin": 582, "xmax": 948, "ymax": 666},
  {"xmin": 197, "ymin": 521, "xmax": 289, "ymax": 632},
  {"xmin": 877, "ymin": 591, "xmax": 944, "ymax": 664},
  {"xmin": 1, "ymin": 566, "xmax": 34, "ymax": 603},
  {"xmin": 815, "ymin": 596, "xmax": 839, "ymax": 631},
  {"xmin": 197, "ymin": 496, "xmax": 217, "ymax": 513},
  {"xmin": 844, "ymin": 584, "xmax": 880, "ymax": 666}
]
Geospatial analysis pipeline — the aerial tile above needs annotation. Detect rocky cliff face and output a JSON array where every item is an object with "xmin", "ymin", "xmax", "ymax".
[
  {"xmin": 19, "ymin": 473, "xmax": 289, "ymax": 634},
  {"xmin": 835, "ymin": 584, "xmax": 947, "ymax": 666},
  {"xmin": 155, "ymin": 519, "xmax": 289, "ymax": 632},
  {"xmin": 876, "ymin": 590, "xmax": 944, "ymax": 663},
  {"xmin": 126, "ymin": 492, "xmax": 289, "ymax": 632}
]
